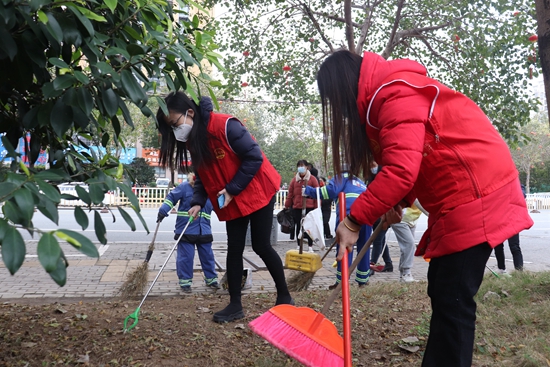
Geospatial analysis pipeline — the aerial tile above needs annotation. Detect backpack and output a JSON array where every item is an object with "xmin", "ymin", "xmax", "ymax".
[{"xmin": 276, "ymin": 208, "xmax": 294, "ymax": 234}]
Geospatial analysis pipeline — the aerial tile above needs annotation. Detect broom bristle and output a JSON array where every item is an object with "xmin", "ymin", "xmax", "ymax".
[
  {"xmin": 118, "ymin": 262, "xmax": 149, "ymax": 299},
  {"xmin": 249, "ymin": 307, "xmax": 343, "ymax": 367},
  {"xmin": 287, "ymin": 271, "xmax": 315, "ymax": 292}
]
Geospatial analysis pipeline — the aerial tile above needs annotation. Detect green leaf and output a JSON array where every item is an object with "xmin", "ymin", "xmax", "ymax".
[
  {"xmin": 74, "ymin": 206, "xmax": 89, "ymax": 230},
  {"xmin": 0, "ymin": 26, "xmax": 17, "ymax": 61},
  {"xmin": 76, "ymin": 87, "xmax": 94, "ymax": 116},
  {"xmin": 45, "ymin": 12, "xmax": 63, "ymax": 43},
  {"xmin": 76, "ymin": 5, "xmax": 107, "ymax": 22},
  {"xmin": 75, "ymin": 185, "xmax": 91, "ymax": 206},
  {"xmin": 0, "ymin": 182, "xmax": 18, "ymax": 199},
  {"xmin": 74, "ymin": 71, "xmax": 90, "ymax": 85},
  {"xmin": 116, "ymin": 182, "xmax": 139, "ymax": 210},
  {"xmin": 55, "ymin": 230, "xmax": 99, "ymax": 258},
  {"xmin": 117, "ymin": 207, "xmax": 136, "ymax": 231},
  {"xmin": 104, "ymin": 0, "xmax": 117, "ymax": 13},
  {"xmin": 88, "ymin": 183, "xmax": 105, "ymax": 205},
  {"xmin": 36, "ymin": 179, "xmax": 61, "ymax": 203},
  {"xmin": 1, "ymin": 227, "xmax": 26, "ymax": 275},
  {"xmin": 37, "ymin": 233, "xmax": 61, "ymax": 272},
  {"xmin": 53, "ymin": 75, "xmax": 75, "ymax": 90},
  {"xmin": 120, "ymin": 70, "xmax": 146, "ymax": 104},
  {"xmin": 0, "ymin": 219, "xmax": 8, "ymax": 241},
  {"xmin": 102, "ymin": 88, "xmax": 118, "ymax": 117},
  {"xmin": 3, "ymin": 201, "xmax": 22, "ymax": 225},
  {"xmin": 13, "ymin": 188, "xmax": 35, "ymax": 222},
  {"xmin": 35, "ymin": 169, "xmax": 68, "ymax": 181},
  {"xmin": 50, "ymin": 99, "xmax": 74, "ymax": 137},
  {"xmin": 66, "ymin": 5, "xmax": 94, "ymax": 37},
  {"xmin": 48, "ymin": 57, "xmax": 69, "ymax": 68},
  {"xmin": 37, "ymin": 196, "xmax": 59, "ymax": 225},
  {"xmin": 48, "ymin": 256, "xmax": 68, "ymax": 286},
  {"xmin": 94, "ymin": 210, "xmax": 107, "ymax": 245}
]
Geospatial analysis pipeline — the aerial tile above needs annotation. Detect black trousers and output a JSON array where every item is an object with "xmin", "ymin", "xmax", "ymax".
[
  {"xmin": 422, "ymin": 242, "xmax": 492, "ymax": 367},
  {"xmin": 494, "ymin": 233, "xmax": 523, "ymax": 270},
  {"xmin": 225, "ymin": 196, "xmax": 289, "ymax": 302}
]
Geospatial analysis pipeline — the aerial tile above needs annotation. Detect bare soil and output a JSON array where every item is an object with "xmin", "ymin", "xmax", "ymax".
[{"xmin": 0, "ymin": 283, "xmax": 431, "ymax": 367}]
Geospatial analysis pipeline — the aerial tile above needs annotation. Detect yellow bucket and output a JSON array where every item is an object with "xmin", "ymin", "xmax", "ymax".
[{"xmin": 284, "ymin": 250, "xmax": 322, "ymax": 273}]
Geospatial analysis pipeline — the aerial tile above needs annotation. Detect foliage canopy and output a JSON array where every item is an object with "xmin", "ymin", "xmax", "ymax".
[{"xmin": 0, "ymin": 0, "xmax": 222, "ymax": 285}]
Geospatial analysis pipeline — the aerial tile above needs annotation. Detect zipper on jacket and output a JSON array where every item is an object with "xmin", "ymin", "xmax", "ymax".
[{"xmin": 430, "ymin": 132, "xmax": 481, "ymax": 198}]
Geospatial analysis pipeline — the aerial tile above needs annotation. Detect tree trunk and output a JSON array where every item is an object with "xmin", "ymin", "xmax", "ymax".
[
  {"xmin": 526, "ymin": 168, "xmax": 531, "ymax": 194},
  {"xmin": 534, "ymin": 0, "xmax": 550, "ymax": 128}
]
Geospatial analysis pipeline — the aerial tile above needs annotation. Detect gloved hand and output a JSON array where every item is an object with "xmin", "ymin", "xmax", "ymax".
[{"xmin": 157, "ymin": 211, "xmax": 168, "ymax": 223}]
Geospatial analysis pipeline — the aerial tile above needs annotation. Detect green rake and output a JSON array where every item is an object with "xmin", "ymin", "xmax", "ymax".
[{"xmin": 123, "ymin": 217, "xmax": 193, "ymax": 333}]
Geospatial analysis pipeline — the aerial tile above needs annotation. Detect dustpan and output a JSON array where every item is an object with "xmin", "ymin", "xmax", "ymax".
[{"xmin": 284, "ymin": 195, "xmax": 322, "ymax": 272}]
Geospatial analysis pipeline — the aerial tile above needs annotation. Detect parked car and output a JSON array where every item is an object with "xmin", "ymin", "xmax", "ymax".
[{"xmin": 155, "ymin": 178, "xmax": 170, "ymax": 188}]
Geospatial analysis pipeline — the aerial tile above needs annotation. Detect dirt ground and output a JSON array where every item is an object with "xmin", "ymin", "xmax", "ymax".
[{"xmin": 0, "ymin": 282, "xmax": 433, "ymax": 367}]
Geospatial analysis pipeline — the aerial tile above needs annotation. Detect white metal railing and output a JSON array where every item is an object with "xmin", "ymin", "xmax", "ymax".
[
  {"xmin": 58, "ymin": 187, "xmax": 550, "ymax": 211},
  {"xmin": 526, "ymin": 193, "xmax": 550, "ymax": 210},
  {"xmin": 59, "ymin": 187, "xmax": 290, "ymax": 209}
]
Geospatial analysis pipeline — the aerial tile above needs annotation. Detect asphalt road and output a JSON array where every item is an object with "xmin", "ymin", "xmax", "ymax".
[{"xmin": 19, "ymin": 207, "xmax": 550, "ymax": 271}]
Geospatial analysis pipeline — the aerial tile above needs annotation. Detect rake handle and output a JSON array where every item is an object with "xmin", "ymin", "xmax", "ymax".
[{"xmin": 136, "ymin": 217, "xmax": 193, "ymax": 310}]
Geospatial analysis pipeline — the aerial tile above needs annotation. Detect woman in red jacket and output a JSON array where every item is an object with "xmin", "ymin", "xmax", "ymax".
[
  {"xmin": 284, "ymin": 160, "xmax": 319, "ymax": 252},
  {"xmin": 316, "ymin": 50, "xmax": 533, "ymax": 367},
  {"xmin": 156, "ymin": 92, "xmax": 292, "ymax": 323}
]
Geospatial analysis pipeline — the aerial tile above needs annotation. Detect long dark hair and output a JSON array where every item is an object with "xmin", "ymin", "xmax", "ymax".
[
  {"xmin": 317, "ymin": 50, "xmax": 372, "ymax": 180},
  {"xmin": 156, "ymin": 92, "xmax": 213, "ymax": 171}
]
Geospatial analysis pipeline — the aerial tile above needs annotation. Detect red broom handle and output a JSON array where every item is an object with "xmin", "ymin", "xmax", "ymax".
[{"xmin": 338, "ymin": 192, "xmax": 352, "ymax": 367}]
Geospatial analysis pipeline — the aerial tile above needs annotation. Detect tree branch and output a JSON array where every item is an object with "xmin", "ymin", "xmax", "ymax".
[
  {"xmin": 300, "ymin": 2, "xmax": 335, "ymax": 53},
  {"xmin": 344, "ymin": 0, "xmax": 355, "ymax": 52},
  {"xmin": 381, "ymin": 0, "xmax": 405, "ymax": 59}
]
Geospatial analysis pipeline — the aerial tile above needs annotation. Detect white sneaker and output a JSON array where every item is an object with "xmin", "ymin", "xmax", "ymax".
[
  {"xmin": 400, "ymin": 273, "xmax": 416, "ymax": 283},
  {"xmin": 498, "ymin": 269, "xmax": 511, "ymax": 278},
  {"xmin": 308, "ymin": 247, "xmax": 315, "ymax": 253}
]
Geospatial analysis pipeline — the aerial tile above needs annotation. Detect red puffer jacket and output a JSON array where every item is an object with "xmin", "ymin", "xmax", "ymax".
[{"xmin": 350, "ymin": 51, "xmax": 533, "ymax": 259}]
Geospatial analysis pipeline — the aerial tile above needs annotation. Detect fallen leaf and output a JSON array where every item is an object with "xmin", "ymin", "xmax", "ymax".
[
  {"xmin": 55, "ymin": 308, "xmax": 68, "ymax": 314},
  {"xmin": 21, "ymin": 342, "xmax": 37, "ymax": 348},
  {"xmin": 401, "ymin": 336, "xmax": 419, "ymax": 343},
  {"xmin": 235, "ymin": 324, "xmax": 245, "ymax": 329},
  {"xmin": 399, "ymin": 344, "xmax": 420, "ymax": 353}
]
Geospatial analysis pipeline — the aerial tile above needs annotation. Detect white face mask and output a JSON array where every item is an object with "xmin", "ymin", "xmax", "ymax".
[
  {"xmin": 371, "ymin": 166, "xmax": 378, "ymax": 174},
  {"xmin": 297, "ymin": 166, "xmax": 306, "ymax": 174},
  {"xmin": 173, "ymin": 111, "xmax": 192, "ymax": 142}
]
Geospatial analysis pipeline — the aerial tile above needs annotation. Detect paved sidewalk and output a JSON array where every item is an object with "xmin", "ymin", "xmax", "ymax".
[{"xmin": 0, "ymin": 238, "xmax": 518, "ymax": 300}]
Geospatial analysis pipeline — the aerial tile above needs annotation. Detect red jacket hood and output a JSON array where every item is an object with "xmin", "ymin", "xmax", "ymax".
[{"xmin": 356, "ymin": 52, "xmax": 427, "ymax": 124}]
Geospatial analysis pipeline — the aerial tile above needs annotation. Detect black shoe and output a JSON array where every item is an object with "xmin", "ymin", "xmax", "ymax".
[
  {"xmin": 207, "ymin": 282, "xmax": 220, "ymax": 290},
  {"xmin": 328, "ymin": 282, "xmax": 339, "ymax": 290},
  {"xmin": 381, "ymin": 264, "xmax": 394, "ymax": 272},
  {"xmin": 357, "ymin": 282, "xmax": 368, "ymax": 288},
  {"xmin": 213, "ymin": 303, "xmax": 245, "ymax": 323},
  {"xmin": 325, "ymin": 234, "xmax": 334, "ymax": 239},
  {"xmin": 275, "ymin": 296, "xmax": 295, "ymax": 306},
  {"xmin": 181, "ymin": 286, "xmax": 192, "ymax": 294}
]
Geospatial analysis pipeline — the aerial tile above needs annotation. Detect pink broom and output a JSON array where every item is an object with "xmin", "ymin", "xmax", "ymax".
[{"xmin": 250, "ymin": 192, "xmax": 353, "ymax": 367}]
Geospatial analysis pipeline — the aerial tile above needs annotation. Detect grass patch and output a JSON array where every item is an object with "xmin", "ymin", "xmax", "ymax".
[{"xmin": 474, "ymin": 271, "xmax": 550, "ymax": 366}]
